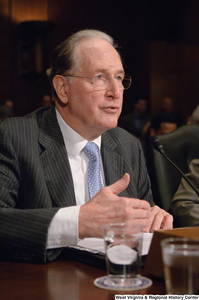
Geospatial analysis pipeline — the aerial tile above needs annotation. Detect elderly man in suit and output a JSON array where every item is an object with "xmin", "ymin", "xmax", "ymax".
[{"xmin": 0, "ymin": 29, "xmax": 173, "ymax": 263}]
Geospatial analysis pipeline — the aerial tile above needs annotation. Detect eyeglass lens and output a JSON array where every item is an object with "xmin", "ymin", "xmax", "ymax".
[{"xmin": 122, "ymin": 77, "xmax": 131, "ymax": 90}]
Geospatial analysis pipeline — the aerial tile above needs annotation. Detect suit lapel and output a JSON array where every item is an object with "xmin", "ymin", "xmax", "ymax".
[
  {"xmin": 101, "ymin": 131, "xmax": 129, "ymax": 197},
  {"xmin": 38, "ymin": 108, "xmax": 129, "ymax": 206},
  {"xmin": 38, "ymin": 107, "xmax": 76, "ymax": 207},
  {"xmin": 101, "ymin": 132, "xmax": 122, "ymax": 185}
]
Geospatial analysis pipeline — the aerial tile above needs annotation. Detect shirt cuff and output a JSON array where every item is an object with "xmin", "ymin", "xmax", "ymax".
[{"xmin": 46, "ymin": 205, "xmax": 80, "ymax": 249}]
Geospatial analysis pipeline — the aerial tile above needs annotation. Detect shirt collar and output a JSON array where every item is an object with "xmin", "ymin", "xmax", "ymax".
[{"xmin": 56, "ymin": 108, "xmax": 101, "ymax": 157}]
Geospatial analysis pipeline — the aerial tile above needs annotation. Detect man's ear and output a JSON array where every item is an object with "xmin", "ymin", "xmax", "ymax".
[{"xmin": 53, "ymin": 75, "xmax": 68, "ymax": 104}]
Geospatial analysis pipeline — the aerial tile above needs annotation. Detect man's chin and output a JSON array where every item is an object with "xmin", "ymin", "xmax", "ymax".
[{"xmin": 104, "ymin": 122, "xmax": 118, "ymax": 131}]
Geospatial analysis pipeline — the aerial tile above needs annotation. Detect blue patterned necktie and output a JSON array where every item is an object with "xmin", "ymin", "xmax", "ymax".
[{"xmin": 83, "ymin": 142, "xmax": 103, "ymax": 199}]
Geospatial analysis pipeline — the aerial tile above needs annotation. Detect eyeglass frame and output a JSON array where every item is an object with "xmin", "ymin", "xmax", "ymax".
[{"xmin": 64, "ymin": 74, "xmax": 132, "ymax": 91}]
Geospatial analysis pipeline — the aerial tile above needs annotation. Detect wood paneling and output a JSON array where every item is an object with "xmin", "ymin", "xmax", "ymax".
[
  {"xmin": 150, "ymin": 42, "xmax": 199, "ymax": 123},
  {"xmin": 11, "ymin": 0, "xmax": 48, "ymax": 23},
  {"xmin": 1, "ymin": 0, "xmax": 199, "ymax": 118},
  {"xmin": 0, "ymin": 0, "xmax": 14, "ymax": 102}
]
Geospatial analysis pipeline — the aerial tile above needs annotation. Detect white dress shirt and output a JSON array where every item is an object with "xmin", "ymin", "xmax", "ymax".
[{"xmin": 46, "ymin": 109, "xmax": 105, "ymax": 249}]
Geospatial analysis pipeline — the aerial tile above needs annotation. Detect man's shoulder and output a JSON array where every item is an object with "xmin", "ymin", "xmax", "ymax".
[
  {"xmin": 105, "ymin": 126, "xmax": 139, "ymax": 141},
  {"xmin": 103, "ymin": 126, "xmax": 140, "ymax": 149},
  {"xmin": 1, "ymin": 106, "xmax": 54, "ymax": 129}
]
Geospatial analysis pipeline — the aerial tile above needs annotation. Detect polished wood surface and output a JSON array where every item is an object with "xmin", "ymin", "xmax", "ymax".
[{"xmin": 0, "ymin": 256, "xmax": 166, "ymax": 300}]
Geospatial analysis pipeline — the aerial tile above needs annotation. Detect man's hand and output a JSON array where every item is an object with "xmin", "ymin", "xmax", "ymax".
[
  {"xmin": 145, "ymin": 205, "xmax": 173, "ymax": 233},
  {"xmin": 79, "ymin": 173, "xmax": 151, "ymax": 239}
]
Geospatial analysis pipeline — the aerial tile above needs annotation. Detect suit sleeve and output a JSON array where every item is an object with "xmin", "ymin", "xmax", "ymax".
[
  {"xmin": 0, "ymin": 123, "xmax": 60, "ymax": 263},
  {"xmin": 170, "ymin": 159, "xmax": 199, "ymax": 227}
]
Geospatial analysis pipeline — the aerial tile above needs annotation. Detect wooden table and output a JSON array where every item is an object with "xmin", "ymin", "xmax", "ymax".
[{"xmin": 0, "ymin": 255, "xmax": 166, "ymax": 300}]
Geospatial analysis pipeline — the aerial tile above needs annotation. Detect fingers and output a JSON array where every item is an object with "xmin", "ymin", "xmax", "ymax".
[
  {"xmin": 146, "ymin": 206, "xmax": 173, "ymax": 232},
  {"xmin": 106, "ymin": 173, "xmax": 150, "ymax": 217},
  {"xmin": 108, "ymin": 173, "xmax": 130, "ymax": 196},
  {"xmin": 125, "ymin": 218, "xmax": 151, "ymax": 230},
  {"xmin": 131, "ymin": 198, "xmax": 151, "ymax": 211},
  {"xmin": 160, "ymin": 213, "xmax": 173, "ymax": 230},
  {"xmin": 80, "ymin": 174, "xmax": 173, "ymax": 238}
]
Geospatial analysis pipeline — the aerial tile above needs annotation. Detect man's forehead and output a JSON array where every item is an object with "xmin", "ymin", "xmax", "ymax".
[
  {"xmin": 78, "ymin": 37, "xmax": 111, "ymax": 48},
  {"xmin": 76, "ymin": 38, "xmax": 123, "ymax": 71},
  {"xmin": 77, "ymin": 38, "xmax": 120, "ymax": 59}
]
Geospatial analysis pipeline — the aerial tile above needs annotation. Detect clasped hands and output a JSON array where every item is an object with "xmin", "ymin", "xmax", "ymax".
[{"xmin": 79, "ymin": 173, "xmax": 173, "ymax": 239}]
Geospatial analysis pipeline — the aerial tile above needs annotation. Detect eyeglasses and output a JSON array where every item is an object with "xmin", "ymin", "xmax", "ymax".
[{"xmin": 64, "ymin": 74, "xmax": 132, "ymax": 91}]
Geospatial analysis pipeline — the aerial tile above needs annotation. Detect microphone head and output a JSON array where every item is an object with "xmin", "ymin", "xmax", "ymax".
[{"xmin": 150, "ymin": 135, "xmax": 164, "ymax": 154}]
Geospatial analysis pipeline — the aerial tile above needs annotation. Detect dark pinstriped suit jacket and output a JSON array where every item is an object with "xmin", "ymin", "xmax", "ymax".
[{"xmin": 0, "ymin": 106, "xmax": 153, "ymax": 263}]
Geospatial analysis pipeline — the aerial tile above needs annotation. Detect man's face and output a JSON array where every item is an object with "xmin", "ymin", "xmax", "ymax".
[
  {"xmin": 135, "ymin": 99, "xmax": 147, "ymax": 114},
  {"xmin": 61, "ymin": 38, "xmax": 124, "ymax": 141},
  {"xmin": 158, "ymin": 122, "xmax": 177, "ymax": 134},
  {"xmin": 162, "ymin": 97, "xmax": 173, "ymax": 112}
]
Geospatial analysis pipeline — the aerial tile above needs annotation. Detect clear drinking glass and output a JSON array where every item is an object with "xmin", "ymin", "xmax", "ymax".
[
  {"xmin": 161, "ymin": 237, "xmax": 199, "ymax": 294},
  {"xmin": 103, "ymin": 223, "xmax": 143, "ymax": 289}
]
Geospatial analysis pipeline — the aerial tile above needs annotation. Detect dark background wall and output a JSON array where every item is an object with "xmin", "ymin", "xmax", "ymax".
[{"xmin": 1, "ymin": 0, "xmax": 199, "ymax": 122}]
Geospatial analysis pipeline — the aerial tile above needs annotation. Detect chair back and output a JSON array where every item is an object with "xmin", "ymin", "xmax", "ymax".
[{"xmin": 149, "ymin": 124, "xmax": 199, "ymax": 211}]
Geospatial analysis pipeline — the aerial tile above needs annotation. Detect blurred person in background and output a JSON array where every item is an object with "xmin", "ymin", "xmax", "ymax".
[
  {"xmin": 160, "ymin": 96, "xmax": 182, "ymax": 127},
  {"xmin": 187, "ymin": 105, "xmax": 199, "ymax": 125},
  {"xmin": 149, "ymin": 112, "xmax": 178, "ymax": 136},
  {"xmin": 41, "ymin": 94, "xmax": 53, "ymax": 107},
  {"xmin": 0, "ymin": 100, "xmax": 14, "ymax": 121},
  {"xmin": 171, "ymin": 159, "xmax": 199, "ymax": 227},
  {"xmin": 118, "ymin": 97, "xmax": 151, "ymax": 140}
]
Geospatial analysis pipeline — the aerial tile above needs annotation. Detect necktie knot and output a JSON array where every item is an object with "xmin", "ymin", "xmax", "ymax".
[
  {"xmin": 83, "ymin": 142, "xmax": 100, "ymax": 162},
  {"xmin": 82, "ymin": 142, "xmax": 102, "ymax": 199}
]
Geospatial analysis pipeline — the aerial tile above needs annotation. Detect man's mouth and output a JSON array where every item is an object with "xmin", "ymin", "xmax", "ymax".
[{"xmin": 103, "ymin": 106, "xmax": 119, "ymax": 113}]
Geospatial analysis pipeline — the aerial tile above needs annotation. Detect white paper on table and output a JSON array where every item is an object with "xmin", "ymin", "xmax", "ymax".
[
  {"xmin": 142, "ymin": 232, "xmax": 153, "ymax": 256},
  {"xmin": 70, "ymin": 232, "xmax": 153, "ymax": 256}
]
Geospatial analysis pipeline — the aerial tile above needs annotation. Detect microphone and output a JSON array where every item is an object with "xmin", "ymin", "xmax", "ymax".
[{"xmin": 150, "ymin": 135, "xmax": 199, "ymax": 197}]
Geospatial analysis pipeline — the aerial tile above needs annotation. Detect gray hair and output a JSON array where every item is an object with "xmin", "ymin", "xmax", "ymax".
[{"xmin": 47, "ymin": 29, "xmax": 120, "ymax": 99}]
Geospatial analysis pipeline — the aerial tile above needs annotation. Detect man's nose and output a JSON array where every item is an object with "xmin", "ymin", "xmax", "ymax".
[{"xmin": 106, "ymin": 78, "xmax": 121, "ymax": 98}]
